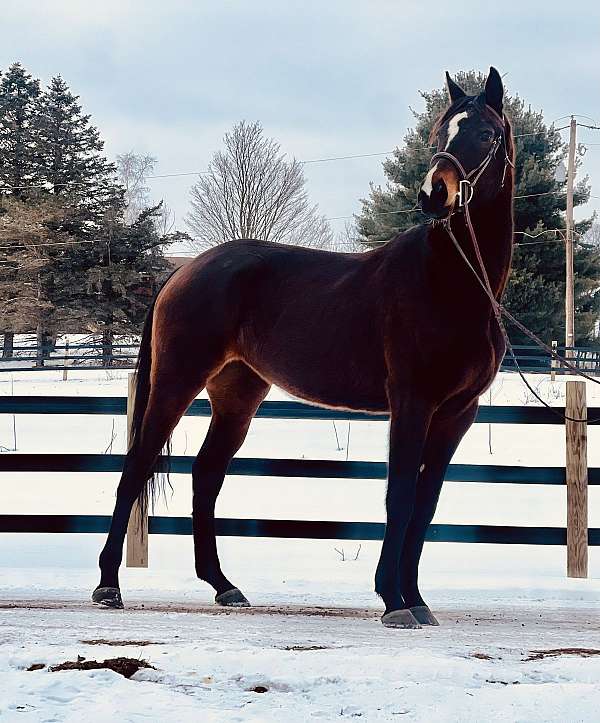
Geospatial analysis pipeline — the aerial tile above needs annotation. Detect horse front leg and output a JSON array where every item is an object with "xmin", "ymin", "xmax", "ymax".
[
  {"xmin": 375, "ymin": 393, "xmax": 433, "ymax": 628},
  {"xmin": 399, "ymin": 402, "xmax": 479, "ymax": 626}
]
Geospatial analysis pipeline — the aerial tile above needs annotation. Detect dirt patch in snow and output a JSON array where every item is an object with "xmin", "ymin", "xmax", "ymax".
[
  {"xmin": 0, "ymin": 599, "xmax": 379, "ymax": 619},
  {"xmin": 526, "ymin": 648, "xmax": 600, "ymax": 661},
  {"xmin": 283, "ymin": 644, "xmax": 333, "ymax": 651},
  {"xmin": 80, "ymin": 639, "xmax": 156, "ymax": 646},
  {"xmin": 46, "ymin": 656, "xmax": 155, "ymax": 678}
]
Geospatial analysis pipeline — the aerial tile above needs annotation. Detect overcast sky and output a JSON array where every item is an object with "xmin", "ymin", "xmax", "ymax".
[{"xmin": 2, "ymin": 0, "xmax": 599, "ymax": 247}]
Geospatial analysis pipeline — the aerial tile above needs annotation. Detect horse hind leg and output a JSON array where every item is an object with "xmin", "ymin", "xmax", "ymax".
[
  {"xmin": 192, "ymin": 362, "xmax": 270, "ymax": 606},
  {"xmin": 94, "ymin": 372, "xmax": 209, "ymax": 608}
]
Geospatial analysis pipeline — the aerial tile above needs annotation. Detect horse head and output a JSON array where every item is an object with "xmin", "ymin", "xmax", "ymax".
[{"xmin": 418, "ymin": 67, "xmax": 514, "ymax": 220}]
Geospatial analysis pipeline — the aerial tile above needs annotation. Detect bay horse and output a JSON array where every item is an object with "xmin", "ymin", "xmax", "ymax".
[{"xmin": 93, "ymin": 67, "xmax": 514, "ymax": 628}]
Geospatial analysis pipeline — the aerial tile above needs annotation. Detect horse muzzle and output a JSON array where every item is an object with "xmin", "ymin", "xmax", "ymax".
[{"xmin": 418, "ymin": 161, "xmax": 460, "ymax": 220}]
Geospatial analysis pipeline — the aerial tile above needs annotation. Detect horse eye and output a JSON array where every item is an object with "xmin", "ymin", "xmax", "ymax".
[{"xmin": 480, "ymin": 131, "xmax": 494, "ymax": 142}]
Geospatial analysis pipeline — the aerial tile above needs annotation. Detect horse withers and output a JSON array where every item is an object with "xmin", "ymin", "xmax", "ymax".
[{"xmin": 93, "ymin": 67, "xmax": 514, "ymax": 628}]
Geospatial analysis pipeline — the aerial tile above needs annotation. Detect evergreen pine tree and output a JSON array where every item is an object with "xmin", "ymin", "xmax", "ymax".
[
  {"xmin": 50, "ymin": 204, "xmax": 172, "ymax": 362},
  {"xmin": 0, "ymin": 68, "xmax": 173, "ymax": 355},
  {"xmin": 33, "ymin": 76, "xmax": 123, "ymax": 229},
  {"xmin": 0, "ymin": 196, "xmax": 79, "ymax": 358},
  {"xmin": 0, "ymin": 63, "xmax": 41, "ymax": 196},
  {"xmin": 357, "ymin": 71, "xmax": 600, "ymax": 344},
  {"xmin": 0, "ymin": 63, "xmax": 43, "ymax": 355}
]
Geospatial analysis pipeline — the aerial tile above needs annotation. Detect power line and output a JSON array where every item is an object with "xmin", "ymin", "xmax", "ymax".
[
  {"xmin": 326, "ymin": 206, "xmax": 420, "ymax": 221},
  {"xmin": 301, "ymin": 151, "xmax": 396, "ymax": 164},
  {"xmin": 0, "ymin": 189, "xmax": 585, "ymax": 241},
  {"xmin": 1, "ymin": 191, "xmax": 592, "ymax": 233},
  {"xmin": 515, "ymin": 228, "xmax": 566, "ymax": 239},
  {"xmin": 146, "ymin": 171, "xmax": 209, "ymax": 179},
  {"xmin": 1, "ymin": 125, "xmax": 597, "ymax": 231},
  {"xmin": 515, "ymin": 239, "xmax": 563, "ymax": 246},
  {"xmin": 0, "ymin": 125, "xmax": 584, "ymax": 193},
  {"xmin": 514, "ymin": 190, "xmax": 565, "ymax": 200},
  {"xmin": 342, "ymin": 191, "xmax": 574, "ymax": 224},
  {"xmin": 138, "ymin": 129, "xmax": 574, "ymax": 180},
  {"xmin": 553, "ymin": 114, "xmax": 599, "ymax": 126}
]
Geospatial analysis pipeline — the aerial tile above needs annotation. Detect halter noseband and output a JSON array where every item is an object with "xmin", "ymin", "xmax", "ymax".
[{"xmin": 428, "ymin": 110, "xmax": 514, "ymax": 211}]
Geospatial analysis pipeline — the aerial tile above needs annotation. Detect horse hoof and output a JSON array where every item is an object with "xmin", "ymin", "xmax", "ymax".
[
  {"xmin": 381, "ymin": 608, "xmax": 421, "ymax": 629},
  {"xmin": 92, "ymin": 586, "xmax": 124, "ymax": 609},
  {"xmin": 410, "ymin": 605, "xmax": 439, "ymax": 626},
  {"xmin": 215, "ymin": 588, "xmax": 250, "ymax": 607}
]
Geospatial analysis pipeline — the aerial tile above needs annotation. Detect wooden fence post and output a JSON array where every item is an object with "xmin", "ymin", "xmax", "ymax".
[
  {"xmin": 62, "ymin": 340, "xmax": 70, "ymax": 381},
  {"xmin": 551, "ymin": 340, "xmax": 557, "ymax": 382},
  {"xmin": 566, "ymin": 380, "xmax": 588, "ymax": 578},
  {"xmin": 126, "ymin": 372, "xmax": 148, "ymax": 567}
]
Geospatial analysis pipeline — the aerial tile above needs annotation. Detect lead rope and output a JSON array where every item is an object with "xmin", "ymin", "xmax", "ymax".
[{"xmin": 443, "ymin": 208, "xmax": 599, "ymax": 424}]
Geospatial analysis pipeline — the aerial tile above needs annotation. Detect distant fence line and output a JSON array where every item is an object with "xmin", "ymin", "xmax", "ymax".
[{"xmin": 1, "ymin": 341, "xmax": 600, "ymax": 376}]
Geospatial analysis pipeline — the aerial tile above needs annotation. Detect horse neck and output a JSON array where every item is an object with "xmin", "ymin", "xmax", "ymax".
[{"xmin": 430, "ymin": 187, "xmax": 514, "ymax": 301}]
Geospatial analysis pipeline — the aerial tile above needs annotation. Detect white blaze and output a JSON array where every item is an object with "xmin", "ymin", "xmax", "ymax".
[
  {"xmin": 445, "ymin": 111, "xmax": 468, "ymax": 149},
  {"xmin": 421, "ymin": 162, "xmax": 439, "ymax": 196}
]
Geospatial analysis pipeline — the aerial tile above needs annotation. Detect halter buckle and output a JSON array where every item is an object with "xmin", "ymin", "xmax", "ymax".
[{"xmin": 458, "ymin": 179, "xmax": 473, "ymax": 208}]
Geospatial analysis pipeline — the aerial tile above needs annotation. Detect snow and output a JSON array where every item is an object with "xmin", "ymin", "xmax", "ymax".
[
  {"xmin": 1, "ymin": 369, "xmax": 600, "ymax": 720},
  {"xmin": 2, "ymin": 603, "xmax": 600, "ymax": 722}
]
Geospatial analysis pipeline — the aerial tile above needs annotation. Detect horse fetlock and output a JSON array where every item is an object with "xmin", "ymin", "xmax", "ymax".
[{"xmin": 400, "ymin": 584, "xmax": 425, "ymax": 609}]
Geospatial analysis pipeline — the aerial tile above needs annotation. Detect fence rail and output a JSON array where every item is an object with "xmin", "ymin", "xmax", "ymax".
[
  {"xmin": 2, "ymin": 395, "xmax": 599, "ymax": 424},
  {"xmin": 0, "ymin": 380, "xmax": 595, "ymax": 578},
  {"xmin": 2, "ymin": 342, "xmax": 600, "ymax": 375},
  {"xmin": 1, "ymin": 515, "xmax": 598, "ymax": 546}
]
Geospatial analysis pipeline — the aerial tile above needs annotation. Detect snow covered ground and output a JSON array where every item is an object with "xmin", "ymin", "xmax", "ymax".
[
  {"xmin": 1, "ymin": 369, "xmax": 600, "ymax": 721},
  {"xmin": 2, "ymin": 601, "xmax": 600, "ymax": 722}
]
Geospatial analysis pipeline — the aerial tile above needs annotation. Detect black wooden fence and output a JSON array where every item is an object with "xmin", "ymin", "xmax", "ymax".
[
  {"xmin": 0, "ymin": 394, "xmax": 598, "ymax": 548},
  {"xmin": 2, "ymin": 342, "xmax": 600, "ymax": 375}
]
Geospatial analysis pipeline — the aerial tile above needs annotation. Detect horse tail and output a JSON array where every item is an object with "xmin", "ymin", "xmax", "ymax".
[{"xmin": 129, "ymin": 272, "xmax": 176, "ymax": 517}]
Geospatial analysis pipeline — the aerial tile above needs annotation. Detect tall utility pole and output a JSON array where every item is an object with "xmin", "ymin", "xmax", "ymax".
[{"xmin": 565, "ymin": 116, "xmax": 577, "ymax": 352}]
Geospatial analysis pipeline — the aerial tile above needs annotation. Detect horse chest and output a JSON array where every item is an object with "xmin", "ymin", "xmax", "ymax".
[
  {"xmin": 438, "ymin": 337, "xmax": 504, "ymax": 399},
  {"xmin": 417, "ymin": 322, "xmax": 503, "ymax": 403}
]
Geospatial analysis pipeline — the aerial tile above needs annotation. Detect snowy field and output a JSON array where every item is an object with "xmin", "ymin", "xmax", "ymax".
[{"xmin": 1, "ymin": 369, "xmax": 600, "ymax": 721}]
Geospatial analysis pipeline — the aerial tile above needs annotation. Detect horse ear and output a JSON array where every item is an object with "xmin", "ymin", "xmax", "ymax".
[
  {"xmin": 445, "ymin": 72, "xmax": 466, "ymax": 103},
  {"xmin": 485, "ymin": 66, "xmax": 504, "ymax": 116}
]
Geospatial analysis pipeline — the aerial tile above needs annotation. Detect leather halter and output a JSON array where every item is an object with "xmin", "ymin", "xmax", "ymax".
[{"xmin": 428, "ymin": 108, "xmax": 514, "ymax": 210}]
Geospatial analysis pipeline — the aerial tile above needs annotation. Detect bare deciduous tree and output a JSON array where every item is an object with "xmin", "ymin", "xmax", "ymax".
[
  {"xmin": 116, "ymin": 151, "xmax": 156, "ymax": 224},
  {"xmin": 186, "ymin": 121, "xmax": 333, "ymax": 251},
  {"xmin": 329, "ymin": 221, "xmax": 365, "ymax": 253},
  {"xmin": 584, "ymin": 221, "xmax": 600, "ymax": 248},
  {"xmin": 156, "ymin": 201, "xmax": 176, "ymax": 237}
]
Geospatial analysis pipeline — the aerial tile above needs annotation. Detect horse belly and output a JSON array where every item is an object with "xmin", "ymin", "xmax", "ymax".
[
  {"xmin": 242, "ymin": 328, "xmax": 389, "ymax": 414},
  {"xmin": 268, "ymin": 365, "xmax": 389, "ymax": 414}
]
